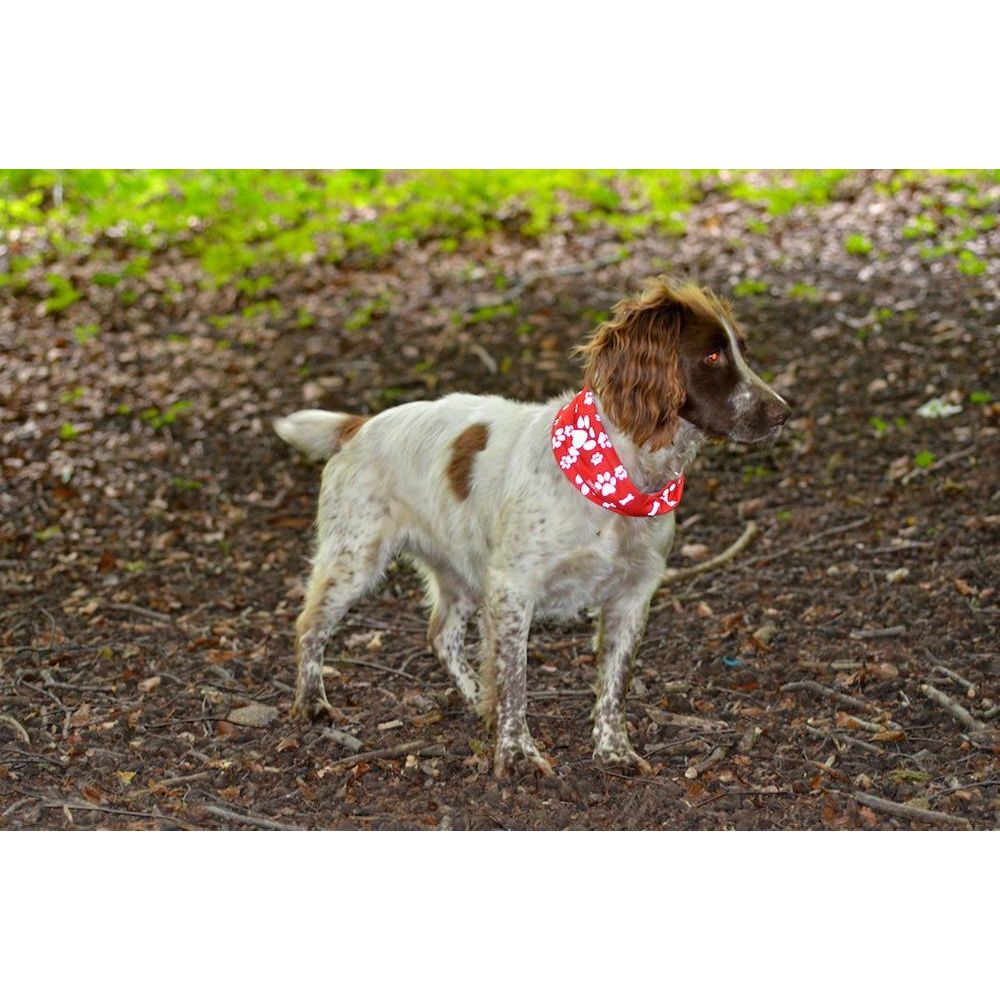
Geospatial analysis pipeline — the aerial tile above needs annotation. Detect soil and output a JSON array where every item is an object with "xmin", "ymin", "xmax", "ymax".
[{"xmin": 2, "ymin": 171, "xmax": 998, "ymax": 830}]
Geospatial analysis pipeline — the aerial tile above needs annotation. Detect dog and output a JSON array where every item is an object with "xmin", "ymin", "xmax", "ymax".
[{"xmin": 274, "ymin": 275, "xmax": 790, "ymax": 777}]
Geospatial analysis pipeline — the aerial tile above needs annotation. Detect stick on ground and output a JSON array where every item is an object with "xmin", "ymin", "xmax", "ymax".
[
  {"xmin": 781, "ymin": 680, "xmax": 874, "ymax": 714},
  {"xmin": 662, "ymin": 521, "xmax": 759, "ymax": 584},
  {"xmin": 919, "ymin": 683, "xmax": 985, "ymax": 732},
  {"xmin": 852, "ymin": 791, "xmax": 971, "ymax": 829},
  {"xmin": 198, "ymin": 804, "xmax": 302, "ymax": 831},
  {"xmin": 0, "ymin": 713, "xmax": 31, "ymax": 744},
  {"xmin": 328, "ymin": 740, "xmax": 439, "ymax": 769}
]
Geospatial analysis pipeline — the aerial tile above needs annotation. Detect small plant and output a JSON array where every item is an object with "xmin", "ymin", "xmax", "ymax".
[
  {"xmin": 956, "ymin": 250, "xmax": 986, "ymax": 276},
  {"xmin": 59, "ymin": 422, "xmax": 80, "ymax": 440},
  {"xmin": 141, "ymin": 400, "xmax": 192, "ymax": 430},
  {"xmin": 733, "ymin": 279, "xmax": 768, "ymax": 297},
  {"xmin": 913, "ymin": 450, "xmax": 935, "ymax": 469},
  {"xmin": 73, "ymin": 323, "xmax": 99, "ymax": 344},
  {"xmin": 869, "ymin": 416, "xmax": 889, "ymax": 436},
  {"xmin": 902, "ymin": 215, "xmax": 937, "ymax": 239},
  {"xmin": 59, "ymin": 386, "xmax": 84, "ymax": 404},
  {"xmin": 844, "ymin": 233, "xmax": 873, "ymax": 256},
  {"xmin": 44, "ymin": 273, "xmax": 81, "ymax": 313},
  {"xmin": 787, "ymin": 283, "xmax": 823, "ymax": 302},
  {"xmin": 34, "ymin": 525, "xmax": 62, "ymax": 541},
  {"xmin": 969, "ymin": 390, "xmax": 992, "ymax": 405}
]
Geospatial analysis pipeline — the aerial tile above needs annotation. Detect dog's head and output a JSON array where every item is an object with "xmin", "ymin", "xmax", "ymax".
[{"xmin": 575, "ymin": 275, "xmax": 790, "ymax": 449}]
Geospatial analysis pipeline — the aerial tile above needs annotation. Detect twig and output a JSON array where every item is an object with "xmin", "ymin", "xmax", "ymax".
[
  {"xmin": 197, "ymin": 804, "xmax": 302, "ymax": 831},
  {"xmin": 323, "ymin": 727, "xmax": 364, "ymax": 753},
  {"xmin": 333, "ymin": 656, "xmax": 416, "ymax": 681},
  {"xmin": 781, "ymin": 680, "xmax": 874, "ymax": 714},
  {"xmin": 927, "ymin": 779, "xmax": 1000, "ymax": 803},
  {"xmin": 156, "ymin": 771, "xmax": 213, "ymax": 788},
  {"xmin": 743, "ymin": 515, "xmax": 872, "ymax": 567},
  {"xmin": 684, "ymin": 745, "xmax": 726, "ymax": 779},
  {"xmin": 919, "ymin": 683, "xmax": 985, "ymax": 732},
  {"xmin": 850, "ymin": 625, "xmax": 906, "ymax": 640},
  {"xmin": 0, "ymin": 714, "xmax": 31, "ymax": 744},
  {"xmin": 459, "ymin": 253, "xmax": 625, "ymax": 319},
  {"xmin": 107, "ymin": 602, "xmax": 172, "ymax": 624},
  {"xmin": 662, "ymin": 521, "xmax": 759, "ymax": 584},
  {"xmin": 328, "ymin": 739, "xmax": 437, "ymax": 769},
  {"xmin": 39, "ymin": 800, "xmax": 191, "ymax": 826},
  {"xmin": 851, "ymin": 791, "xmax": 971, "ymax": 829},
  {"xmin": 806, "ymin": 725, "xmax": 882, "ymax": 755},
  {"xmin": 931, "ymin": 664, "xmax": 977, "ymax": 698}
]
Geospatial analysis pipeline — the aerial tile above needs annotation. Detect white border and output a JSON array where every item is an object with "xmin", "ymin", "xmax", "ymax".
[{"xmin": 5, "ymin": 2, "xmax": 998, "ymax": 165}]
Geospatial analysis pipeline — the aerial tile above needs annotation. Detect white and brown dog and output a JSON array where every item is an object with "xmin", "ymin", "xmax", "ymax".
[{"xmin": 275, "ymin": 276, "xmax": 789, "ymax": 777}]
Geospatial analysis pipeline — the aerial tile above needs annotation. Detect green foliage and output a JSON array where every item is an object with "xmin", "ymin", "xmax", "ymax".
[
  {"xmin": 2, "ymin": 170, "xmax": 994, "ymax": 296},
  {"xmin": 140, "ymin": 400, "xmax": 192, "ymax": 430},
  {"xmin": 955, "ymin": 250, "xmax": 986, "ymax": 276},
  {"xmin": 733, "ymin": 279, "xmax": 768, "ymax": 297},
  {"xmin": 727, "ymin": 170, "xmax": 850, "ymax": 215},
  {"xmin": 913, "ymin": 450, "xmax": 935, "ymax": 469},
  {"xmin": 902, "ymin": 214, "xmax": 938, "ymax": 239},
  {"xmin": 969, "ymin": 390, "xmax": 992, "ymax": 405},
  {"xmin": 44, "ymin": 273, "xmax": 81, "ymax": 313},
  {"xmin": 787, "ymin": 283, "xmax": 823, "ymax": 302},
  {"xmin": 59, "ymin": 422, "xmax": 81, "ymax": 440},
  {"xmin": 844, "ymin": 233, "xmax": 873, "ymax": 256}
]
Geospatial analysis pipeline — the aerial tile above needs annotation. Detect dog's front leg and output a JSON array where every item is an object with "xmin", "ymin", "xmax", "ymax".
[
  {"xmin": 592, "ymin": 589, "xmax": 656, "ymax": 773},
  {"xmin": 482, "ymin": 587, "xmax": 553, "ymax": 779}
]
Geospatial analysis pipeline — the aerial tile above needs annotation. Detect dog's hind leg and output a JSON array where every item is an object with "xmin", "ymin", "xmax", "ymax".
[
  {"xmin": 423, "ymin": 566, "xmax": 480, "ymax": 708},
  {"xmin": 291, "ymin": 501, "xmax": 395, "ymax": 722}
]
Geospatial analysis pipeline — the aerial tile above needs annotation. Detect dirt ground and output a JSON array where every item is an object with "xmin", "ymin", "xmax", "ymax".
[{"xmin": 2, "ymin": 172, "xmax": 998, "ymax": 829}]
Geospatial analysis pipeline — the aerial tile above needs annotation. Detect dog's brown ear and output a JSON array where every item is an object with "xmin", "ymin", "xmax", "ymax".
[{"xmin": 574, "ymin": 277, "xmax": 688, "ymax": 450}]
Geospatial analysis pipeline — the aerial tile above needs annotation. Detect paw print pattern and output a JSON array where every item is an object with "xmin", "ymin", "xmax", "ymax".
[
  {"xmin": 595, "ymin": 471, "xmax": 617, "ymax": 495},
  {"xmin": 551, "ymin": 387, "xmax": 685, "ymax": 518}
]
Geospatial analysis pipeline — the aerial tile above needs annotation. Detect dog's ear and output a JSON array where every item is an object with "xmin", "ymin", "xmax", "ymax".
[{"xmin": 574, "ymin": 277, "xmax": 688, "ymax": 450}]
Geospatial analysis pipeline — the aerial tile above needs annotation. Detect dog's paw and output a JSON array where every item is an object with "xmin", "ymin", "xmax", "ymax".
[
  {"xmin": 593, "ymin": 742, "xmax": 653, "ymax": 775},
  {"xmin": 494, "ymin": 733, "xmax": 555, "ymax": 779},
  {"xmin": 290, "ymin": 694, "xmax": 344, "ymax": 724}
]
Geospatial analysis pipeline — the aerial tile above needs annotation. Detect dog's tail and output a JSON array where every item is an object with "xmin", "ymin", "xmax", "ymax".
[{"xmin": 273, "ymin": 410, "xmax": 368, "ymax": 461}]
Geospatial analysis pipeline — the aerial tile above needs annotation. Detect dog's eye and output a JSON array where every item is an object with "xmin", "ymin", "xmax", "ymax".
[{"xmin": 704, "ymin": 350, "xmax": 722, "ymax": 366}]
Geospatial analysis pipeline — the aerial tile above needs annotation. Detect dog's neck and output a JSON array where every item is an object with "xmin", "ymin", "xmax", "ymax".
[{"xmin": 597, "ymin": 403, "xmax": 704, "ymax": 495}]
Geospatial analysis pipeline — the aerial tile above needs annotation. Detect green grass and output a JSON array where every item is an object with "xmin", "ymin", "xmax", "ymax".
[
  {"xmin": 844, "ymin": 233, "xmax": 873, "ymax": 256},
  {"xmin": 2, "ymin": 170, "xmax": 994, "ymax": 296}
]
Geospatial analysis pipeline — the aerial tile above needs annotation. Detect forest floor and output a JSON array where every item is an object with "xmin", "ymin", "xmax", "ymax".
[{"xmin": 2, "ymin": 171, "xmax": 998, "ymax": 829}]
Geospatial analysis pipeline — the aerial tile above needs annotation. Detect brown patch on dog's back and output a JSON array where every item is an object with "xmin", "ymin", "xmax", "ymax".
[
  {"xmin": 340, "ymin": 414, "xmax": 368, "ymax": 444},
  {"xmin": 446, "ymin": 423, "xmax": 489, "ymax": 500}
]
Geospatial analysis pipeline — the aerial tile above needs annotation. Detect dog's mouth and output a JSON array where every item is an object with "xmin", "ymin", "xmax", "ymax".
[{"xmin": 728, "ymin": 423, "xmax": 785, "ymax": 446}]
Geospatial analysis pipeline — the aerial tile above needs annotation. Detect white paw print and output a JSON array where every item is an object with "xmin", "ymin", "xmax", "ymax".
[
  {"xmin": 583, "ymin": 391, "xmax": 594, "ymax": 405},
  {"xmin": 559, "ymin": 454, "xmax": 574, "ymax": 470},
  {"xmin": 613, "ymin": 464, "xmax": 628, "ymax": 481},
  {"xmin": 597, "ymin": 431, "xmax": 610, "ymax": 449},
  {"xmin": 574, "ymin": 474, "xmax": 591, "ymax": 496},
  {"xmin": 552, "ymin": 426, "xmax": 569, "ymax": 448},
  {"xmin": 590, "ymin": 451, "xmax": 604, "ymax": 465},
  {"xmin": 595, "ymin": 471, "xmax": 617, "ymax": 496}
]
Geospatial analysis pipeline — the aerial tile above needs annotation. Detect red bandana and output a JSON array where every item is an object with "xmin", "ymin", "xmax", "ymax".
[{"xmin": 551, "ymin": 387, "xmax": 684, "ymax": 517}]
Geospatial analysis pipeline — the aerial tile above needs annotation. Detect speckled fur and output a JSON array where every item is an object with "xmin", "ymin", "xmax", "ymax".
[{"xmin": 275, "ymin": 279, "xmax": 788, "ymax": 777}]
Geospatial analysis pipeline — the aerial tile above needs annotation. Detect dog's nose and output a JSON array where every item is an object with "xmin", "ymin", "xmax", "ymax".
[{"xmin": 768, "ymin": 399, "xmax": 791, "ymax": 427}]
